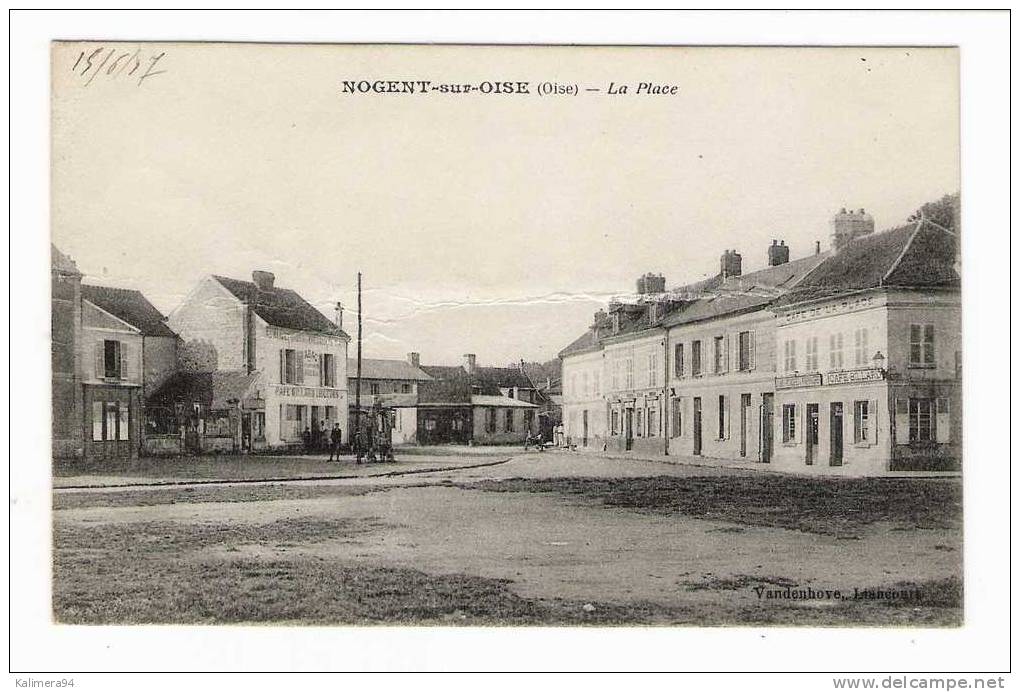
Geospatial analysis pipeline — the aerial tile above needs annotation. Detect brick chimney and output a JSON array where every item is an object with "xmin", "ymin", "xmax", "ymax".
[
  {"xmin": 831, "ymin": 207, "xmax": 875, "ymax": 251},
  {"xmin": 334, "ymin": 302, "xmax": 344, "ymax": 330},
  {"xmin": 463, "ymin": 353, "xmax": 477, "ymax": 374},
  {"xmin": 720, "ymin": 250, "xmax": 742, "ymax": 278},
  {"xmin": 636, "ymin": 273, "xmax": 666, "ymax": 295},
  {"xmin": 252, "ymin": 270, "xmax": 275, "ymax": 291},
  {"xmin": 407, "ymin": 352, "xmax": 420, "ymax": 368},
  {"xmin": 767, "ymin": 240, "xmax": 790, "ymax": 267}
]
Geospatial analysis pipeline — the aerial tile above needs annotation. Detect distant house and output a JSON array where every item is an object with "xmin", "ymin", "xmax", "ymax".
[
  {"xmin": 417, "ymin": 353, "xmax": 539, "ymax": 445},
  {"xmin": 167, "ymin": 271, "xmax": 349, "ymax": 450},
  {"xmin": 51, "ymin": 246, "xmax": 83, "ymax": 459},
  {"xmin": 347, "ymin": 353, "xmax": 433, "ymax": 444},
  {"xmin": 79, "ymin": 283, "xmax": 179, "ymax": 460}
]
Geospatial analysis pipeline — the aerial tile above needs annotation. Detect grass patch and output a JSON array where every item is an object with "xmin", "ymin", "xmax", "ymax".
[
  {"xmin": 54, "ymin": 513, "xmax": 961, "ymax": 626},
  {"xmin": 465, "ymin": 475, "xmax": 962, "ymax": 538}
]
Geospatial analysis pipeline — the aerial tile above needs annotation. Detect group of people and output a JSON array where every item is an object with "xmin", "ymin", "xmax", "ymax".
[{"xmin": 302, "ymin": 422, "xmax": 345, "ymax": 461}]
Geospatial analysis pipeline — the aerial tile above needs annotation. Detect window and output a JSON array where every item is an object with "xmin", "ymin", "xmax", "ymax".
[
  {"xmin": 452, "ymin": 417, "xmax": 464, "ymax": 432},
  {"xmin": 625, "ymin": 357, "xmax": 634, "ymax": 389},
  {"xmin": 505, "ymin": 409, "xmax": 514, "ymax": 433},
  {"xmin": 853, "ymin": 328, "xmax": 869, "ymax": 367},
  {"xmin": 829, "ymin": 333, "xmax": 844, "ymax": 370},
  {"xmin": 783, "ymin": 340, "xmax": 797, "ymax": 373},
  {"xmin": 282, "ymin": 348, "xmax": 301, "ymax": 384},
  {"xmin": 910, "ymin": 324, "xmax": 936, "ymax": 367},
  {"xmin": 691, "ymin": 340, "xmax": 702, "ymax": 376},
  {"xmin": 674, "ymin": 343, "xmax": 685, "ymax": 378},
  {"xmin": 806, "ymin": 336, "xmax": 819, "ymax": 372},
  {"xmin": 909, "ymin": 398, "xmax": 935, "ymax": 442},
  {"xmin": 636, "ymin": 409, "xmax": 644, "ymax": 437},
  {"xmin": 738, "ymin": 331, "xmax": 754, "ymax": 371},
  {"xmin": 103, "ymin": 340, "xmax": 122, "ymax": 379},
  {"xmin": 782, "ymin": 404, "xmax": 797, "ymax": 443},
  {"xmin": 322, "ymin": 353, "xmax": 336, "ymax": 387},
  {"xmin": 713, "ymin": 336, "xmax": 725, "ymax": 373},
  {"xmin": 281, "ymin": 404, "xmax": 306, "ymax": 441},
  {"xmin": 401, "ymin": 382, "xmax": 412, "ymax": 394},
  {"xmin": 611, "ymin": 409, "xmax": 619, "ymax": 435},
  {"xmin": 718, "ymin": 395, "xmax": 726, "ymax": 439},
  {"xmin": 611, "ymin": 360, "xmax": 620, "ymax": 391},
  {"xmin": 582, "ymin": 372, "xmax": 589, "ymax": 397},
  {"xmin": 648, "ymin": 353, "xmax": 658, "ymax": 387},
  {"xmin": 425, "ymin": 418, "xmax": 437, "ymax": 431},
  {"xmin": 92, "ymin": 400, "xmax": 129, "ymax": 441},
  {"xmin": 524, "ymin": 409, "xmax": 534, "ymax": 431},
  {"xmin": 648, "ymin": 408, "xmax": 658, "ymax": 437},
  {"xmin": 487, "ymin": 409, "xmax": 497, "ymax": 434},
  {"xmin": 854, "ymin": 400, "xmax": 870, "ymax": 443},
  {"xmin": 369, "ymin": 382, "xmax": 380, "ymax": 395},
  {"xmin": 593, "ymin": 371, "xmax": 600, "ymax": 395},
  {"xmin": 671, "ymin": 399, "xmax": 683, "ymax": 438}
]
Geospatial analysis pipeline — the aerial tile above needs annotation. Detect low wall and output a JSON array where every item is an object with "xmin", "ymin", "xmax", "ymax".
[{"xmin": 142, "ymin": 435, "xmax": 183, "ymax": 456}]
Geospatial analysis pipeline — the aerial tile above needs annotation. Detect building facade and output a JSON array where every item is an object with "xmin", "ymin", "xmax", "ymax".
[
  {"xmin": 557, "ymin": 202, "xmax": 961, "ymax": 476},
  {"xmin": 347, "ymin": 353, "xmax": 433, "ymax": 444},
  {"xmin": 417, "ymin": 354, "xmax": 539, "ymax": 445},
  {"xmin": 51, "ymin": 246, "xmax": 83, "ymax": 459},
  {"xmin": 167, "ymin": 271, "xmax": 350, "ymax": 449}
]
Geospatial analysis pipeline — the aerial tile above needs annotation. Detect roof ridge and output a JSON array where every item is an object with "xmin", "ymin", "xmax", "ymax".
[{"xmin": 880, "ymin": 219, "xmax": 925, "ymax": 286}]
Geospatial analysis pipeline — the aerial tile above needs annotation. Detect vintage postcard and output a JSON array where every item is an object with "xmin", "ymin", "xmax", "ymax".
[{"xmin": 50, "ymin": 42, "xmax": 961, "ymax": 629}]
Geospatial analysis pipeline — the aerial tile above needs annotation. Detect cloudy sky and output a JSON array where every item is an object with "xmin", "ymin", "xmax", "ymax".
[{"xmin": 52, "ymin": 44, "xmax": 958, "ymax": 366}]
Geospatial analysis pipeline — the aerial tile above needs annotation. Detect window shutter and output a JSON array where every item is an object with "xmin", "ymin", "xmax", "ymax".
[
  {"xmin": 748, "ymin": 331, "xmax": 756, "ymax": 370},
  {"xmin": 295, "ymin": 352, "xmax": 305, "ymax": 384},
  {"xmin": 119, "ymin": 341, "xmax": 129, "ymax": 381},
  {"xmin": 724, "ymin": 395, "xmax": 731, "ymax": 439},
  {"xmin": 936, "ymin": 397, "xmax": 951, "ymax": 443},
  {"xmin": 894, "ymin": 398, "xmax": 909, "ymax": 444},
  {"xmin": 330, "ymin": 355, "xmax": 337, "ymax": 388},
  {"xmin": 853, "ymin": 403, "xmax": 862, "ymax": 444},
  {"xmin": 279, "ymin": 350, "xmax": 286, "ymax": 384},
  {"xmin": 724, "ymin": 335, "xmax": 731, "ymax": 373},
  {"xmin": 95, "ymin": 343, "xmax": 105, "ymax": 379},
  {"xmin": 795, "ymin": 404, "xmax": 803, "ymax": 443},
  {"xmin": 869, "ymin": 399, "xmax": 880, "ymax": 444}
]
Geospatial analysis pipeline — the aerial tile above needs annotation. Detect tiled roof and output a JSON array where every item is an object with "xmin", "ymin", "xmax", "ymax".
[
  {"xmin": 82, "ymin": 284, "xmax": 177, "ymax": 338},
  {"xmin": 770, "ymin": 220, "xmax": 959, "ymax": 309},
  {"xmin": 419, "ymin": 364, "xmax": 535, "ymax": 390},
  {"xmin": 146, "ymin": 370, "xmax": 260, "ymax": 410},
  {"xmin": 662, "ymin": 253, "xmax": 828, "ymax": 327},
  {"xmin": 347, "ymin": 358, "xmax": 432, "ymax": 381},
  {"xmin": 213, "ymin": 275, "xmax": 348, "ymax": 338}
]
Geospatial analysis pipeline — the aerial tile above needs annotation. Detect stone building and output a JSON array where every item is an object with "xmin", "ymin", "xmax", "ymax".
[
  {"xmin": 347, "ymin": 353, "xmax": 433, "ymax": 444},
  {"xmin": 51, "ymin": 246, "xmax": 83, "ymax": 459},
  {"xmin": 78, "ymin": 284, "xmax": 179, "ymax": 461},
  {"xmin": 557, "ymin": 202, "xmax": 961, "ymax": 476},
  {"xmin": 416, "ymin": 354, "xmax": 539, "ymax": 445},
  {"xmin": 167, "ymin": 271, "xmax": 349, "ymax": 449}
]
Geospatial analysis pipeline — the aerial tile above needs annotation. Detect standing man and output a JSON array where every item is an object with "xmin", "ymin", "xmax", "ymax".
[
  {"xmin": 329, "ymin": 423, "xmax": 343, "ymax": 462},
  {"xmin": 302, "ymin": 426, "xmax": 312, "ymax": 454}
]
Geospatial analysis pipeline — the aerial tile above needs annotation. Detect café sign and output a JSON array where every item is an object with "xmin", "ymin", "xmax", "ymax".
[
  {"xmin": 273, "ymin": 385, "xmax": 344, "ymax": 399},
  {"xmin": 824, "ymin": 368, "xmax": 885, "ymax": 386},
  {"xmin": 775, "ymin": 373, "xmax": 823, "ymax": 390}
]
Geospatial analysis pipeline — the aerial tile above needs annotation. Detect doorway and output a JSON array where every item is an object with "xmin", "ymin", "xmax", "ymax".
[
  {"xmin": 829, "ymin": 402, "xmax": 844, "ymax": 467},
  {"xmin": 693, "ymin": 397, "xmax": 703, "ymax": 456},
  {"xmin": 806, "ymin": 403, "xmax": 819, "ymax": 465},
  {"xmin": 760, "ymin": 394, "xmax": 774, "ymax": 463},
  {"xmin": 582, "ymin": 409, "xmax": 589, "ymax": 448},
  {"xmin": 740, "ymin": 393, "xmax": 751, "ymax": 457},
  {"xmin": 624, "ymin": 409, "xmax": 634, "ymax": 451}
]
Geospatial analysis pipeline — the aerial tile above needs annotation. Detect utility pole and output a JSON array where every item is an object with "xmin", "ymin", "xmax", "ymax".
[{"xmin": 354, "ymin": 272, "xmax": 363, "ymax": 463}]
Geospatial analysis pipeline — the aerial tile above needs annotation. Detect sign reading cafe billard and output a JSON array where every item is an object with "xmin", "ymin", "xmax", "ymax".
[{"xmin": 273, "ymin": 385, "xmax": 344, "ymax": 399}]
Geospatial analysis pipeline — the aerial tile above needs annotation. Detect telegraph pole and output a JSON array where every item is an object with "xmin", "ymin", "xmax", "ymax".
[{"xmin": 354, "ymin": 272, "xmax": 363, "ymax": 463}]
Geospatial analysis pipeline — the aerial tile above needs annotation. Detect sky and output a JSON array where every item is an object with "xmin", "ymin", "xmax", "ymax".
[{"xmin": 51, "ymin": 44, "xmax": 959, "ymax": 367}]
